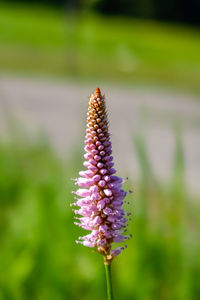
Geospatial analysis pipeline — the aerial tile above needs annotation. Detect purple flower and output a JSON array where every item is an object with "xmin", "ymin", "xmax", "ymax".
[{"xmin": 72, "ymin": 88, "xmax": 131, "ymax": 263}]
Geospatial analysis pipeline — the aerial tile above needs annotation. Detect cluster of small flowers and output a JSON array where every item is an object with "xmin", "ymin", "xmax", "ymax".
[{"xmin": 72, "ymin": 88, "xmax": 131, "ymax": 261}]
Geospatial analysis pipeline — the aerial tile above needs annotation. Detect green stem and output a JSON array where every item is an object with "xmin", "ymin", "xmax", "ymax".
[{"xmin": 104, "ymin": 262, "xmax": 114, "ymax": 300}]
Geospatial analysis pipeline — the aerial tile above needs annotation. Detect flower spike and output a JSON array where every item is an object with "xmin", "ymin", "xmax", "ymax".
[{"xmin": 72, "ymin": 88, "xmax": 131, "ymax": 264}]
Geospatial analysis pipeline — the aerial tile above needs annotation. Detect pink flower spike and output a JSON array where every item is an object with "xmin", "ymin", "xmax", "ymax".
[{"xmin": 72, "ymin": 88, "xmax": 131, "ymax": 264}]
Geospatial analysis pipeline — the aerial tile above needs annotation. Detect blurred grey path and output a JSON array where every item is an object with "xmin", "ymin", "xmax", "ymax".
[{"xmin": 0, "ymin": 76, "xmax": 199, "ymax": 193}]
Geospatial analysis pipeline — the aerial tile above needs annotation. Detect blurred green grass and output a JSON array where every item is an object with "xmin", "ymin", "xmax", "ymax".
[
  {"xmin": 0, "ymin": 3, "xmax": 200, "ymax": 93},
  {"xmin": 0, "ymin": 130, "xmax": 199, "ymax": 300}
]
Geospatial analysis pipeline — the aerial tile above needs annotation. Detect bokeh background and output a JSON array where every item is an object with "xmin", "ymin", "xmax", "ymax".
[{"xmin": 0, "ymin": 0, "xmax": 200, "ymax": 299}]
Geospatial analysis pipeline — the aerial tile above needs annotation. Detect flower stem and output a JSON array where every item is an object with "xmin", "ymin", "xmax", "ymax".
[{"xmin": 104, "ymin": 262, "xmax": 114, "ymax": 300}]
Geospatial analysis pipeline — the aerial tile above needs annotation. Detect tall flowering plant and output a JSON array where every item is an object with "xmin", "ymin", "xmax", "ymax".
[{"xmin": 72, "ymin": 88, "xmax": 131, "ymax": 299}]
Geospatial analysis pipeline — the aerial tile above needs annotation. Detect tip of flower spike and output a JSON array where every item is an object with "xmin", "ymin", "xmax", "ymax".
[{"xmin": 94, "ymin": 87, "xmax": 102, "ymax": 98}]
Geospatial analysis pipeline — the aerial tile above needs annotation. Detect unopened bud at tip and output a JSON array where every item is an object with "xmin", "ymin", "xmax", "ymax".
[{"xmin": 94, "ymin": 87, "xmax": 102, "ymax": 98}]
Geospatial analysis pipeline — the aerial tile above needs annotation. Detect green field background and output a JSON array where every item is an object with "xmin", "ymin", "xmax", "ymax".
[{"xmin": 0, "ymin": 3, "xmax": 200, "ymax": 93}]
